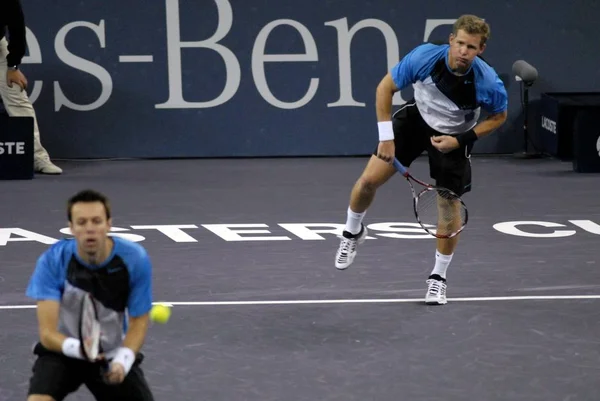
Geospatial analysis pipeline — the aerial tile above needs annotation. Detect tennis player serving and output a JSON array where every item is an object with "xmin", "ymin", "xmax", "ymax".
[{"xmin": 334, "ymin": 15, "xmax": 508, "ymax": 305}]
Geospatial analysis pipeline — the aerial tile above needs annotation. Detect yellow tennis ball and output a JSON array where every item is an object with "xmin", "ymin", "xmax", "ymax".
[{"xmin": 150, "ymin": 304, "xmax": 171, "ymax": 324}]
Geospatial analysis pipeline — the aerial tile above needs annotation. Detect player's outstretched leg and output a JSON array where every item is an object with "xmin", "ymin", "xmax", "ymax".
[{"xmin": 335, "ymin": 155, "xmax": 395, "ymax": 270}]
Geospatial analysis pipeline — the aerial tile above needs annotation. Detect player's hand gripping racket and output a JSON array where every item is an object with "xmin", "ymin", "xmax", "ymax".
[
  {"xmin": 392, "ymin": 157, "xmax": 468, "ymax": 239},
  {"xmin": 79, "ymin": 293, "xmax": 109, "ymax": 372}
]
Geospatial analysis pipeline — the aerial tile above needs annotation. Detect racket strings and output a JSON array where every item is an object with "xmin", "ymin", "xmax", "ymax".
[
  {"xmin": 81, "ymin": 296, "xmax": 102, "ymax": 360},
  {"xmin": 415, "ymin": 188, "xmax": 467, "ymax": 237}
]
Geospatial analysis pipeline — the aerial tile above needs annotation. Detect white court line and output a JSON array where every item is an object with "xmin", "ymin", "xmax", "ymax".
[{"xmin": 1, "ymin": 294, "xmax": 600, "ymax": 310}]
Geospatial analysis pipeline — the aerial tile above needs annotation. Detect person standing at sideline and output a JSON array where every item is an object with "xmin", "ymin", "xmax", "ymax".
[{"xmin": 0, "ymin": 0, "xmax": 62, "ymax": 174}]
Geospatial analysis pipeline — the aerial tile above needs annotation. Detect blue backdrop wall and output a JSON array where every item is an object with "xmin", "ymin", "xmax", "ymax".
[{"xmin": 14, "ymin": 0, "xmax": 600, "ymax": 158}]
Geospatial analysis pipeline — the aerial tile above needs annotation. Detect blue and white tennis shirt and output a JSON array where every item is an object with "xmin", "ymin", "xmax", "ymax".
[
  {"xmin": 391, "ymin": 43, "xmax": 508, "ymax": 134},
  {"xmin": 26, "ymin": 237, "xmax": 153, "ymax": 356}
]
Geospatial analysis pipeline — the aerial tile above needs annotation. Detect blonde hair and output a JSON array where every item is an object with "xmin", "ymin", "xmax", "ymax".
[{"xmin": 453, "ymin": 15, "xmax": 490, "ymax": 46}]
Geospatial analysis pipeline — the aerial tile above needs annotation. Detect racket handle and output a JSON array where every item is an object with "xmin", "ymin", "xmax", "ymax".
[{"xmin": 392, "ymin": 158, "xmax": 409, "ymax": 176}]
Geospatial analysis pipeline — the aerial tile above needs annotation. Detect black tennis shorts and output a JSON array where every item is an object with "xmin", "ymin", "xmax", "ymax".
[
  {"xmin": 27, "ymin": 342, "xmax": 154, "ymax": 401},
  {"xmin": 373, "ymin": 100, "xmax": 474, "ymax": 196}
]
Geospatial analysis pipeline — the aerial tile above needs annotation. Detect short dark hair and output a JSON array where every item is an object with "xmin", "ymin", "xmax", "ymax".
[{"xmin": 67, "ymin": 189, "xmax": 112, "ymax": 222}]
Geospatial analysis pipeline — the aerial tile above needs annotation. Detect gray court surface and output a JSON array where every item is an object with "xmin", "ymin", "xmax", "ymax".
[{"xmin": 1, "ymin": 155, "xmax": 599, "ymax": 401}]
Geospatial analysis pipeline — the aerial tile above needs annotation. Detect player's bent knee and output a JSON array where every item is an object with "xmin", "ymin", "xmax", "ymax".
[
  {"xmin": 27, "ymin": 395, "xmax": 56, "ymax": 401},
  {"xmin": 356, "ymin": 175, "xmax": 380, "ymax": 195},
  {"xmin": 361, "ymin": 157, "xmax": 396, "ymax": 186},
  {"xmin": 359, "ymin": 163, "xmax": 395, "ymax": 189}
]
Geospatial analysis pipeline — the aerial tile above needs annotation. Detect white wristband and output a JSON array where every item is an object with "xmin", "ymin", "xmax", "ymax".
[
  {"xmin": 112, "ymin": 347, "xmax": 136, "ymax": 375},
  {"xmin": 61, "ymin": 337, "xmax": 84, "ymax": 360},
  {"xmin": 377, "ymin": 121, "xmax": 394, "ymax": 141}
]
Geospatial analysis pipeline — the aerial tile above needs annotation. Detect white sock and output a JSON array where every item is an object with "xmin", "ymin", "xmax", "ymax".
[
  {"xmin": 430, "ymin": 250, "xmax": 453, "ymax": 279},
  {"xmin": 344, "ymin": 207, "xmax": 366, "ymax": 235}
]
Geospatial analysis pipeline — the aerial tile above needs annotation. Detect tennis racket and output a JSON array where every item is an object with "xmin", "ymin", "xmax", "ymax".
[
  {"xmin": 79, "ymin": 293, "xmax": 109, "ymax": 372},
  {"xmin": 392, "ymin": 157, "xmax": 468, "ymax": 239}
]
